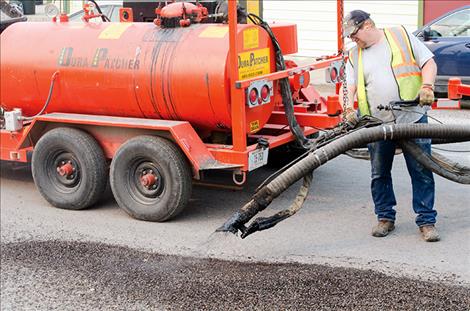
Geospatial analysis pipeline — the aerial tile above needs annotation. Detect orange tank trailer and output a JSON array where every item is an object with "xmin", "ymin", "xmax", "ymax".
[
  {"xmin": 0, "ymin": 0, "xmax": 345, "ymax": 222},
  {"xmin": 1, "ymin": 21, "xmax": 277, "ymax": 134}
]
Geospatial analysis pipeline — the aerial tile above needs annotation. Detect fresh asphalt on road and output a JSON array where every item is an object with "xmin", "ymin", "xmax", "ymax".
[
  {"xmin": 1, "ymin": 109, "xmax": 469, "ymax": 310},
  {"xmin": 1, "ymin": 240, "xmax": 469, "ymax": 310}
]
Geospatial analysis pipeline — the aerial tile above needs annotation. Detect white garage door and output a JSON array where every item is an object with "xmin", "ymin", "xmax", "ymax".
[{"xmin": 263, "ymin": 0, "xmax": 419, "ymax": 57}]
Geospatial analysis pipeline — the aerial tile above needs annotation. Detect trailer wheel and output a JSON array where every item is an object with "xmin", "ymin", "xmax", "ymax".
[
  {"xmin": 32, "ymin": 128, "xmax": 108, "ymax": 210},
  {"xmin": 110, "ymin": 136, "xmax": 192, "ymax": 222}
]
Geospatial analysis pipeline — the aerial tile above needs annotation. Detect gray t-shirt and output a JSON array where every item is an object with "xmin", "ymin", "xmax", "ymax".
[{"xmin": 346, "ymin": 29, "xmax": 434, "ymax": 124}]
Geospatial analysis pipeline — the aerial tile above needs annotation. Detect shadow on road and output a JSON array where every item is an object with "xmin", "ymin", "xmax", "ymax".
[{"xmin": 0, "ymin": 161, "xmax": 32, "ymax": 181}]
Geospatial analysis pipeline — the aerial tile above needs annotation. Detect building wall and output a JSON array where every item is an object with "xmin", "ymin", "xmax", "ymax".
[
  {"xmin": 69, "ymin": 1, "xmax": 84, "ymax": 14},
  {"xmin": 263, "ymin": 0, "xmax": 419, "ymax": 57}
]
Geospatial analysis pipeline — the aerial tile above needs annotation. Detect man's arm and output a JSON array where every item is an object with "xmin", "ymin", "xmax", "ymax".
[
  {"xmin": 419, "ymin": 58, "xmax": 437, "ymax": 106},
  {"xmin": 421, "ymin": 58, "xmax": 437, "ymax": 86},
  {"xmin": 408, "ymin": 30, "xmax": 437, "ymax": 87}
]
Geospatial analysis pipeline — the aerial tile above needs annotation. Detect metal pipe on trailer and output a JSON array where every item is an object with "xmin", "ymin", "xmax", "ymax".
[
  {"xmin": 448, "ymin": 78, "xmax": 470, "ymax": 100},
  {"xmin": 228, "ymin": 0, "xmax": 247, "ymax": 153}
]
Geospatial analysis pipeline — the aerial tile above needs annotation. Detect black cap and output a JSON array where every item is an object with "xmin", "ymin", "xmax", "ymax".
[{"xmin": 343, "ymin": 10, "xmax": 371, "ymax": 37}]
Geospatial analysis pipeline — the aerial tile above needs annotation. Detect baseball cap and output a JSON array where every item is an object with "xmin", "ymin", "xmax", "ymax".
[{"xmin": 343, "ymin": 10, "xmax": 371, "ymax": 37}]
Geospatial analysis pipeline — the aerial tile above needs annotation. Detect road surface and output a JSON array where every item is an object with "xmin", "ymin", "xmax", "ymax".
[{"xmin": 1, "ymin": 109, "xmax": 469, "ymax": 309}]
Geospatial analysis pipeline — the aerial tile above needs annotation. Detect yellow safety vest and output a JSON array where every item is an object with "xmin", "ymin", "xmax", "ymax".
[{"xmin": 349, "ymin": 26, "xmax": 423, "ymax": 116}]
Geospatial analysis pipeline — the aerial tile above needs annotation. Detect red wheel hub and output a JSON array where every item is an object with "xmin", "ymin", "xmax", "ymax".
[
  {"xmin": 57, "ymin": 162, "xmax": 74, "ymax": 177},
  {"xmin": 141, "ymin": 172, "xmax": 157, "ymax": 188}
]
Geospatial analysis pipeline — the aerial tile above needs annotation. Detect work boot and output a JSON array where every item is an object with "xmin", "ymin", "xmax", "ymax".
[
  {"xmin": 371, "ymin": 220, "xmax": 395, "ymax": 237},
  {"xmin": 419, "ymin": 225, "xmax": 440, "ymax": 242}
]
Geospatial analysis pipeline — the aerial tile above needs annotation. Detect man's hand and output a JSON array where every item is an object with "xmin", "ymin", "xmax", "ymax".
[
  {"xmin": 343, "ymin": 107, "xmax": 359, "ymax": 126},
  {"xmin": 419, "ymin": 85, "xmax": 434, "ymax": 106}
]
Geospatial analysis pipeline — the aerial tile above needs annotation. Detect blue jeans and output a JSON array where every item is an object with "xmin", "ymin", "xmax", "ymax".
[{"xmin": 367, "ymin": 115, "xmax": 436, "ymax": 227}]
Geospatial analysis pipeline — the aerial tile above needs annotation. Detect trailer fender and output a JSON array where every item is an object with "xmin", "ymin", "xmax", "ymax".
[{"xmin": 18, "ymin": 113, "xmax": 240, "ymax": 179}]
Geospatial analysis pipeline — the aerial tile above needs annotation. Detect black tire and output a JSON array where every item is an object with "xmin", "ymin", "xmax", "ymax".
[
  {"xmin": 32, "ymin": 127, "xmax": 108, "ymax": 210},
  {"xmin": 110, "ymin": 136, "xmax": 192, "ymax": 222}
]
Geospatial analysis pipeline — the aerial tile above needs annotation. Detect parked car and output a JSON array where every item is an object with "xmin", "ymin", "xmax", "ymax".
[
  {"xmin": 68, "ymin": 3, "xmax": 122, "ymax": 22},
  {"xmin": 0, "ymin": 0, "xmax": 27, "ymax": 33},
  {"xmin": 414, "ymin": 6, "xmax": 470, "ymax": 94}
]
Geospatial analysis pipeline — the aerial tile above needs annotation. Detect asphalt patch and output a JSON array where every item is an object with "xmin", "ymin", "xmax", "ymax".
[{"xmin": 1, "ymin": 240, "xmax": 469, "ymax": 310}]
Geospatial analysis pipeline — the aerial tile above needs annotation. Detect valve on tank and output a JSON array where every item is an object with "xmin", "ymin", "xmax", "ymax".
[
  {"xmin": 154, "ymin": 2, "xmax": 208, "ymax": 28},
  {"xmin": 82, "ymin": 2, "xmax": 101, "ymax": 22},
  {"xmin": 153, "ymin": 0, "xmax": 247, "ymax": 27}
]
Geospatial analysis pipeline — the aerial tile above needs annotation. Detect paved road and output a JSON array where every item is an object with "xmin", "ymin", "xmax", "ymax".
[
  {"xmin": 2, "ymin": 240, "xmax": 469, "ymax": 310},
  {"xmin": 1, "ymin": 110, "xmax": 469, "ymax": 309}
]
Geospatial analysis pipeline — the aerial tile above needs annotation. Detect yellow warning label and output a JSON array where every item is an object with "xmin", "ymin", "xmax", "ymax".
[
  {"xmin": 243, "ymin": 28, "xmax": 259, "ymax": 49},
  {"xmin": 199, "ymin": 26, "xmax": 228, "ymax": 38},
  {"xmin": 250, "ymin": 120, "xmax": 260, "ymax": 132},
  {"xmin": 238, "ymin": 48, "xmax": 270, "ymax": 80},
  {"xmin": 247, "ymin": 0, "xmax": 261, "ymax": 18},
  {"xmin": 99, "ymin": 23, "xmax": 132, "ymax": 40}
]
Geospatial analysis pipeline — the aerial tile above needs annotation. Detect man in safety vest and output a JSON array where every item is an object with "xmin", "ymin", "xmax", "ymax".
[{"xmin": 341, "ymin": 10, "xmax": 439, "ymax": 242}]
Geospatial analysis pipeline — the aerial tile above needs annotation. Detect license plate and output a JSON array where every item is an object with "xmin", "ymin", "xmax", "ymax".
[{"xmin": 248, "ymin": 148, "xmax": 269, "ymax": 171}]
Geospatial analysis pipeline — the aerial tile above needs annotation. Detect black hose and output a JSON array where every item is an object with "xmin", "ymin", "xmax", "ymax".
[
  {"xmin": 267, "ymin": 124, "xmax": 469, "ymax": 195},
  {"xmin": 217, "ymin": 123, "xmax": 470, "ymax": 234},
  {"xmin": 247, "ymin": 13, "xmax": 311, "ymax": 149},
  {"xmin": 87, "ymin": 0, "xmax": 110, "ymax": 22},
  {"xmin": 344, "ymin": 140, "xmax": 470, "ymax": 183},
  {"xmin": 257, "ymin": 117, "xmax": 381, "ymax": 191},
  {"xmin": 432, "ymin": 138, "xmax": 470, "ymax": 144},
  {"xmin": 399, "ymin": 140, "xmax": 470, "ymax": 184},
  {"xmin": 240, "ymin": 172, "xmax": 313, "ymax": 239}
]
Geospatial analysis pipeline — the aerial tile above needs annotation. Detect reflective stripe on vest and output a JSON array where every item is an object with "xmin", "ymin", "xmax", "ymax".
[
  {"xmin": 349, "ymin": 26, "xmax": 422, "ymax": 116},
  {"xmin": 356, "ymin": 48, "xmax": 369, "ymax": 115}
]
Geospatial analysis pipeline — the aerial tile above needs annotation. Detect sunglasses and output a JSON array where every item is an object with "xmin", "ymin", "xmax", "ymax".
[{"xmin": 348, "ymin": 21, "xmax": 365, "ymax": 38}]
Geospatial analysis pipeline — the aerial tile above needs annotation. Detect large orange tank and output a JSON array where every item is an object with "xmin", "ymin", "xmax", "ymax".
[{"xmin": 0, "ymin": 21, "xmax": 279, "ymax": 133}]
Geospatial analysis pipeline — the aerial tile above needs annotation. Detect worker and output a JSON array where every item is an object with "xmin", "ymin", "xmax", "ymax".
[{"xmin": 341, "ymin": 10, "xmax": 439, "ymax": 242}]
